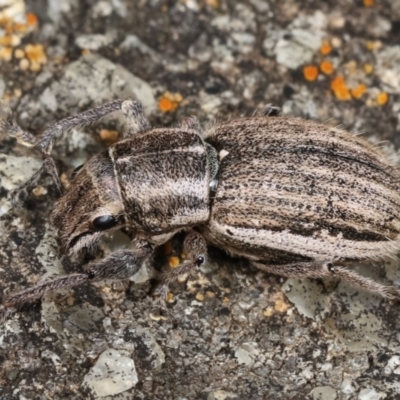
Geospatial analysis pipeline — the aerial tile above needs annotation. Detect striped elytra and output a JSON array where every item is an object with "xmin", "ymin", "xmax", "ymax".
[{"xmin": 203, "ymin": 117, "xmax": 400, "ymax": 264}]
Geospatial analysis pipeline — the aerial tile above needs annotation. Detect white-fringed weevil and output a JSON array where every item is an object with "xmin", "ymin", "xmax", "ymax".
[{"xmin": 1, "ymin": 99, "xmax": 400, "ymax": 316}]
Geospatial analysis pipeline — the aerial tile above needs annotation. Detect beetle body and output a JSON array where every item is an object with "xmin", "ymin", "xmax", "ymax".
[
  {"xmin": 203, "ymin": 117, "xmax": 400, "ymax": 264},
  {"xmin": 2, "ymin": 99, "xmax": 400, "ymax": 311}
]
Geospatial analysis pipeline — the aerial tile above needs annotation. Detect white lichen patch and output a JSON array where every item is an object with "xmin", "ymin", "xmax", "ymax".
[
  {"xmin": 82, "ymin": 348, "xmax": 138, "ymax": 397},
  {"xmin": 234, "ymin": 342, "xmax": 259, "ymax": 367},
  {"xmin": 0, "ymin": 154, "xmax": 41, "ymax": 216},
  {"xmin": 282, "ymin": 278, "xmax": 331, "ymax": 320},
  {"xmin": 35, "ymin": 223, "xmax": 63, "ymax": 276}
]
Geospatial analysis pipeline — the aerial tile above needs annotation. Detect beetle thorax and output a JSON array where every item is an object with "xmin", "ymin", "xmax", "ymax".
[{"xmin": 109, "ymin": 128, "xmax": 211, "ymax": 240}]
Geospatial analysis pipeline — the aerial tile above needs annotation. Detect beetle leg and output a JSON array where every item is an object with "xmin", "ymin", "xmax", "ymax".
[
  {"xmin": 253, "ymin": 261, "xmax": 400, "ymax": 300},
  {"xmin": 2, "ymin": 242, "xmax": 152, "ymax": 311},
  {"xmin": 153, "ymin": 231, "xmax": 207, "ymax": 310},
  {"xmin": 180, "ymin": 116, "xmax": 201, "ymax": 131},
  {"xmin": 121, "ymin": 99, "xmax": 151, "ymax": 137},
  {"xmin": 10, "ymin": 157, "xmax": 62, "ymax": 205},
  {"xmin": 1, "ymin": 99, "xmax": 124, "ymax": 156},
  {"xmin": 0, "ymin": 100, "xmax": 36, "ymax": 147},
  {"xmin": 263, "ymin": 104, "xmax": 281, "ymax": 117},
  {"xmin": 326, "ymin": 263, "xmax": 400, "ymax": 300}
]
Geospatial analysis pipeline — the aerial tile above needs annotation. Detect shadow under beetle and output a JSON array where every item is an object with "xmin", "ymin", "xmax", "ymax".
[{"xmin": 1, "ymin": 99, "xmax": 400, "ymax": 315}]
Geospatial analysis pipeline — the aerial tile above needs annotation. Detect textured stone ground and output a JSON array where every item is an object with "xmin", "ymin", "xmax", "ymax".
[{"xmin": 1, "ymin": 0, "xmax": 400, "ymax": 399}]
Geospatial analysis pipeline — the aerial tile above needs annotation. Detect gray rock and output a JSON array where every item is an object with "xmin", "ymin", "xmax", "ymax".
[{"xmin": 82, "ymin": 348, "xmax": 138, "ymax": 397}]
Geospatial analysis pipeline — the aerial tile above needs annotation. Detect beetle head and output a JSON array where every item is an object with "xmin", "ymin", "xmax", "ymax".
[{"xmin": 52, "ymin": 151, "xmax": 125, "ymax": 256}]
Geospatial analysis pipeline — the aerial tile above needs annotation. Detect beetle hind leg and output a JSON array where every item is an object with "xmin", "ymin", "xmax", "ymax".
[{"xmin": 253, "ymin": 261, "xmax": 400, "ymax": 300}]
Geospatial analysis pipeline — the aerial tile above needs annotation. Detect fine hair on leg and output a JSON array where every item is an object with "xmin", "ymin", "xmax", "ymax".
[{"xmin": 253, "ymin": 261, "xmax": 400, "ymax": 300}]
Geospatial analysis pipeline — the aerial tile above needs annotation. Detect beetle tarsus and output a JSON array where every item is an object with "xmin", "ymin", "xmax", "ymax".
[{"xmin": 263, "ymin": 104, "xmax": 281, "ymax": 117}]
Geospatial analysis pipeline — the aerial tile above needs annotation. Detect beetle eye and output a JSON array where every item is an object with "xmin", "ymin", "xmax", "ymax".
[
  {"xmin": 196, "ymin": 256, "xmax": 205, "ymax": 266},
  {"xmin": 92, "ymin": 215, "xmax": 117, "ymax": 231},
  {"xmin": 71, "ymin": 164, "xmax": 84, "ymax": 179}
]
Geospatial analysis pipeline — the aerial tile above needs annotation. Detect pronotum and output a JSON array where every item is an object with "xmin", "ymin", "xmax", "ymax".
[{"xmin": 1, "ymin": 99, "xmax": 399, "ymax": 317}]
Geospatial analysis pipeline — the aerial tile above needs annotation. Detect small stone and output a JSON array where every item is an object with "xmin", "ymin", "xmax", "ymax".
[
  {"xmin": 75, "ymin": 33, "xmax": 115, "ymax": 51},
  {"xmin": 195, "ymin": 293, "xmax": 204, "ymax": 301},
  {"xmin": 358, "ymin": 388, "xmax": 383, "ymax": 400},
  {"xmin": 32, "ymin": 185, "xmax": 47, "ymax": 197},
  {"xmin": 82, "ymin": 349, "xmax": 138, "ymax": 397},
  {"xmin": 274, "ymin": 29, "xmax": 323, "ymax": 70},
  {"xmin": 309, "ymin": 386, "xmax": 338, "ymax": 400}
]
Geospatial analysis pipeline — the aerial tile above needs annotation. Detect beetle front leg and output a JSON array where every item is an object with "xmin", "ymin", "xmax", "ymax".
[
  {"xmin": 153, "ymin": 231, "xmax": 207, "ymax": 311},
  {"xmin": 253, "ymin": 261, "xmax": 400, "ymax": 300},
  {"xmin": 1, "ymin": 99, "xmax": 124, "ymax": 155},
  {"xmin": 2, "ymin": 242, "xmax": 153, "ymax": 311}
]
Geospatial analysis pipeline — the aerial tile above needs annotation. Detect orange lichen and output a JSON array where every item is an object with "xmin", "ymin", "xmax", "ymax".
[
  {"xmin": 363, "ymin": 63, "xmax": 374, "ymax": 74},
  {"xmin": 263, "ymin": 307, "xmax": 274, "ymax": 317},
  {"xmin": 25, "ymin": 43, "xmax": 46, "ymax": 62},
  {"xmin": 363, "ymin": 0, "xmax": 374, "ymax": 6},
  {"xmin": 159, "ymin": 97, "xmax": 178, "ymax": 112},
  {"xmin": 206, "ymin": 0, "xmax": 219, "ymax": 8},
  {"xmin": 169, "ymin": 256, "xmax": 180, "ymax": 268},
  {"xmin": 12, "ymin": 22, "xmax": 27, "ymax": 33},
  {"xmin": 330, "ymin": 76, "xmax": 352, "ymax": 101},
  {"xmin": 99, "ymin": 129, "xmax": 119, "ymax": 144},
  {"xmin": 158, "ymin": 92, "xmax": 183, "ymax": 112},
  {"xmin": 274, "ymin": 298, "xmax": 290, "ymax": 313},
  {"xmin": 303, "ymin": 65, "xmax": 319, "ymax": 81},
  {"xmin": 320, "ymin": 41, "xmax": 332, "ymax": 56},
  {"xmin": 350, "ymin": 84, "xmax": 367, "ymax": 99},
  {"xmin": 26, "ymin": 12, "xmax": 38, "ymax": 26},
  {"xmin": 320, "ymin": 60, "xmax": 334, "ymax": 75},
  {"xmin": 24, "ymin": 44, "xmax": 47, "ymax": 71},
  {"xmin": 0, "ymin": 47, "xmax": 12, "ymax": 61},
  {"xmin": 0, "ymin": 35, "xmax": 12, "ymax": 46},
  {"xmin": 377, "ymin": 92, "xmax": 389, "ymax": 105},
  {"xmin": 366, "ymin": 40, "xmax": 382, "ymax": 51}
]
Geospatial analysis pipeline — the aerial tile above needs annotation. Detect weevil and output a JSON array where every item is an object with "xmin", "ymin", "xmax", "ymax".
[{"xmin": 1, "ymin": 99, "xmax": 400, "ymax": 316}]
